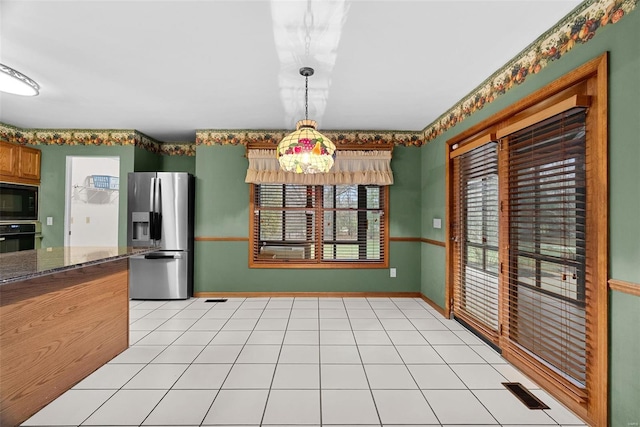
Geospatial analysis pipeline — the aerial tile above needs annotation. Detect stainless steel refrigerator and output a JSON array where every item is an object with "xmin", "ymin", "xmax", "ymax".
[{"xmin": 127, "ymin": 172, "xmax": 194, "ymax": 299}]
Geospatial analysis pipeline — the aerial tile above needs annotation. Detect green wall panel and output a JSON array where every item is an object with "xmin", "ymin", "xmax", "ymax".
[
  {"xmin": 610, "ymin": 290, "xmax": 640, "ymax": 427},
  {"xmin": 389, "ymin": 146, "xmax": 422, "ymax": 237},
  {"xmin": 420, "ymin": 243, "xmax": 446, "ymax": 308},
  {"xmin": 195, "ymin": 145, "xmax": 249, "ymax": 237},
  {"xmin": 421, "ymin": 139, "xmax": 446, "ymax": 243},
  {"xmin": 134, "ymin": 146, "xmax": 161, "ymax": 172},
  {"xmin": 194, "ymin": 240, "xmax": 420, "ymax": 293},
  {"xmin": 161, "ymin": 155, "xmax": 196, "ymax": 174},
  {"xmin": 192, "ymin": 143, "xmax": 422, "ymax": 293},
  {"xmin": 38, "ymin": 145, "xmax": 134, "ymax": 248}
]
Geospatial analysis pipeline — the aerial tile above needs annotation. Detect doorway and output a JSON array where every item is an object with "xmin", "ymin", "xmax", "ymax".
[{"xmin": 64, "ymin": 156, "xmax": 120, "ymax": 247}]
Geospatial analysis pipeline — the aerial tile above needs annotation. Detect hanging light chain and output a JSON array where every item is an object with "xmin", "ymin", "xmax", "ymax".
[{"xmin": 305, "ymin": 73, "xmax": 309, "ymax": 121}]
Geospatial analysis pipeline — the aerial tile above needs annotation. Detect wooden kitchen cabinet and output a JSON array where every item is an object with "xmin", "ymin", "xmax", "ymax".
[{"xmin": 0, "ymin": 141, "xmax": 41, "ymax": 184}]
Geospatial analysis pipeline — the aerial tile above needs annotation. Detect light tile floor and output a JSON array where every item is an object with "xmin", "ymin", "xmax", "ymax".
[{"xmin": 22, "ymin": 297, "xmax": 587, "ymax": 427}]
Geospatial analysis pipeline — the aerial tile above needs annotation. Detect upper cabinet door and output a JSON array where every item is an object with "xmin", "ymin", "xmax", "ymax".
[
  {"xmin": 0, "ymin": 141, "xmax": 40, "ymax": 184},
  {"xmin": 18, "ymin": 145, "xmax": 41, "ymax": 181},
  {"xmin": 0, "ymin": 141, "xmax": 19, "ymax": 178}
]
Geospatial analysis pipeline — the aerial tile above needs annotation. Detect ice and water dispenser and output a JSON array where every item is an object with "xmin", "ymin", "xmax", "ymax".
[{"xmin": 131, "ymin": 212, "xmax": 151, "ymax": 243}]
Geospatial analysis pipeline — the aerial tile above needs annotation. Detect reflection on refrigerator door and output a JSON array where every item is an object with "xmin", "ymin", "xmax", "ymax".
[{"xmin": 129, "ymin": 251, "xmax": 189, "ymax": 299}]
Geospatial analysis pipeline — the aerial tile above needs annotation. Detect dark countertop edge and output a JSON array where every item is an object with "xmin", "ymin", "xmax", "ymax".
[{"xmin": 0, "ymin": 247, "xmax": 155, "ymax": 286}]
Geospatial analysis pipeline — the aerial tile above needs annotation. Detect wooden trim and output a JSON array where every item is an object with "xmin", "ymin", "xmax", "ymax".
[
  {"xmin": 609, "ymin": 279, "xmax": 640, "ymax": 296},
  {"xmin": 0, "ymin": 259, "xmax": 129, "ymax": 426},
  {"xmin": 447, "ymin": 54, "xmax": 604, "ymax": 146},
  {"xmin": 195, "ymin": 291, "xmax": 423, "ymax": 298},
  {"xmin": 587, "ymin": 53, "xmax": 608, "ymax": 427},
  {"xmin": 417, "ymin": 293, "xmax": 447, "ymax": 317},
  {"xmin": 449, "ymin": 132, "xmax": 496, "ymax": 158},
  {"xmin": 195, "ymin": 236, "xmax": 248, "ymax": 241},
  {"xmin": 423, "ymin": 238, "xmax": 446, "ymax": 247},
  {"xmin": 390, "ymin": 237, "xmax": 421, "ymax": 242},
  {"xmin": 246, "ymin": 261, "xmax": 389, "ymax": 269},
  {"xmin": 444, "ymin": 128, "xmax": 453, "ymax": 318},
  {"xmin": 496, "ymin": 94, "xmax": 591, "ymax": 139}
]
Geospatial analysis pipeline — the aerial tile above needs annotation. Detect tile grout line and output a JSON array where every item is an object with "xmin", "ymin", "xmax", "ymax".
[
  {"xmin": 344, "ymin": 296, "xmax": 383, "ymax": 427},
  {"xmin": 198, "ymin": 297, "xmax": 269, "ymax": 426},
  {"xmin": 142, "ymin": 298, "xmax": 244, "ymax": 427},
  {"xmin": 79, "ymin": 298, "xmax": 210, "ymax": 427},
  {"xmin": 258, "ymin": 297, "xmax": 296, "ymax": 427}
]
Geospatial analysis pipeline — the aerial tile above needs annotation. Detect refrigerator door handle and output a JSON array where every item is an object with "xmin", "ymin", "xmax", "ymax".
[
  {"xmin": 149, "ymin": 177, "xmax": 156, "ymax": 213},
  {"xmin": 144, "ymin": 253, "xmax": 177, "ymax": 260},
  {"xmin": 153, "ymin": 178, "xmax": 162, "ymax": 241}
]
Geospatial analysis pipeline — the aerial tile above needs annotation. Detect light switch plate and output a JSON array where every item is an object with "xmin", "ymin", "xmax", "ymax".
[
  {"xmin": 433, "ymin": 218, "xmax": 442, "ymax": 229},
  {"xmin": 46, "ymin": 217, "xmax": 53, "ymax": 226},
  {"xmin": 390, "ymin": 268, "xmax": 397, "ymax": 278}
]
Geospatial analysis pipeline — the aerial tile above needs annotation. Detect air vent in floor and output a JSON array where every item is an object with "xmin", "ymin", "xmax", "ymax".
[
  {"xmin": 502, "ymin": 382, "xmax": 550, "ymax": 409},
  {"xmin": 205, "ymin": 298, "xmax": 228, "ymax": 303}
]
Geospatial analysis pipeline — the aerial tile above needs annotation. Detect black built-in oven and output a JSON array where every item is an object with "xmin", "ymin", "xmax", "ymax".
[
  {"xmin": 0, "ymin": 223, "xmax": 36, "ymax": 253},
  {"xmin": 0, "ymin": 183, "xmax": 38, "ymax": 221}
]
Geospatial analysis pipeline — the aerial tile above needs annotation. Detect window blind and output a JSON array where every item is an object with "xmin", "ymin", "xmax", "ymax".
[
  {"xmin": 506, "ymin": 107, "xmax": 587, "ymax": 387},
  {"xmin": 452, "ymin": 142, "xmax": 500, "ymax": 339},
  {"xmin": 252, "ymin": 184, "xmax": 386, "ymax": 266}
]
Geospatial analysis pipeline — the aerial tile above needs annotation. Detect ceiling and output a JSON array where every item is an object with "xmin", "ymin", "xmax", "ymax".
[{"xmin": 0, "ymin": 0, "xmax": 582, "ymax": 143}]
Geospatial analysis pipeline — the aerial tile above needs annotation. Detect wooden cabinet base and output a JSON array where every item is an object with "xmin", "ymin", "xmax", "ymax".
[{"xmin": 0, "ymin": 259, "xmax": 129, "ymax": 426}]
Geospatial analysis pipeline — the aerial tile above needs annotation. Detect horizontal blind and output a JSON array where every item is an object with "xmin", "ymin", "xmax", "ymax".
[
  {"xmin": 252, "ymin": 184, "xmax": 385, "ymax": 264},
  {"xmin": 453, "ymin": 142, "xmax": 499, "ymax": 335},
  {"xmin": 322, "ymin": 185, "xmax": 385, "ymax": 263},
  {"xmin": 253, "ymin": 184, "xmax": 316, "ymax": 262},
  {"xmin": 506, "ymin": 108, "xmax": 587, "ymax": 387}
]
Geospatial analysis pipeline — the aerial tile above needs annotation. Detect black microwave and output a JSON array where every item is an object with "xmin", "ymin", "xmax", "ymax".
[{"xmin": 0, "ymin": 183, "xmax": 39, "ymax": 221}]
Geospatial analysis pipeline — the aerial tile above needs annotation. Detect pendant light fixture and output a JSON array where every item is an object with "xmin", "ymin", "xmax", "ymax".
[
  {"xmin": 277, "ymin": 67, "xmax": 336, "ymax": 174},
  {"xmin": 0, "ymin": 63, "xmax": 40, "ymax": 96}
]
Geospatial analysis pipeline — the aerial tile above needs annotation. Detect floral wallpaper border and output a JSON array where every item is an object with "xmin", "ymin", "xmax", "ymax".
[
  {"xmin": 195, "ymin": 129, "xmax": 423, "ymax": 147},
  {"xmin": 0, "ymin": 122, "xmax": 196, "ymax": 156},
  {"xmin": 422, "ymin": 0, "xmax": 638, "ymax": 143}
]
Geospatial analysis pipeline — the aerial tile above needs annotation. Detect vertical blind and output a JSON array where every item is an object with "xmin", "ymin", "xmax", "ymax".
[
  {"xmin": 506, "ymin": 108, "xmax": 587, "ymax": 387},
  {"xmin": 453, "ymin": 142, "xmax": 500, "ymax": 337},
  {"xmin": 252, "ymin": 184, "xmax": 386, "ymax": 264}
]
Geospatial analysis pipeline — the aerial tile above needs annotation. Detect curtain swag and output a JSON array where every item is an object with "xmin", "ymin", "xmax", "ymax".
[{"xmin": 244, "ymin": 149, "xmax": 394, "ymax": 185}]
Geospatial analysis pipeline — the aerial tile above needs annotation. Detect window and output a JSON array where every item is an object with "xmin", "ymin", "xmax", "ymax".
[
  {"xmin": 452, "ymin": 141, "xmax": 500, "ymax": 336},
  {"xmin": 250, "ymin": 184, "xmax": 387, "ymax": 267},
  {"xmin": 506, "ymin": 108, "xmax": 587, "ymax": 387}
]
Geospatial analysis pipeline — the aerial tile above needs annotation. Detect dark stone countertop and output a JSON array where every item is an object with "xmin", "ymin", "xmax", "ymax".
[{"xmin": 0, "ymin": 246, "xmax": 153, "ymax": 285}]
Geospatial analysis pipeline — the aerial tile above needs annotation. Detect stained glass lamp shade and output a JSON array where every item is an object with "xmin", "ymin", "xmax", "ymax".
[{"xmin": 277, "ymin": 67, "xmax": 336, "ymax": 174}]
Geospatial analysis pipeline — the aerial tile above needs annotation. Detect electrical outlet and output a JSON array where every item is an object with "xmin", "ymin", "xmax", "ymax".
[
  {"xmin": 46, "ymin": 217, "xmax": 53, "ymax": 226},
  {"xmin": 433, "ymin": 218, "xmax": 442, "ymax": 229},
  {"xmin": 390, "ymin": 268, "xmax": 397, "ymax": 278}
]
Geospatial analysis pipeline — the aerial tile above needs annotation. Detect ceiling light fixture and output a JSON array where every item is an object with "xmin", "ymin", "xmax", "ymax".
[
  {"xmin": 0, "ymin": 63, "xmax": 40, "ymax": 96},
  {"xmin": 277, "ymin": 67, "xmax": 336, "ymax": 174}
]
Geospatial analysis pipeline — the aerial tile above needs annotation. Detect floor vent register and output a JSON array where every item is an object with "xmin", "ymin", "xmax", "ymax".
[{"xmin": 502, "ymin": 382, "xmax": 550, "ymax": 410}]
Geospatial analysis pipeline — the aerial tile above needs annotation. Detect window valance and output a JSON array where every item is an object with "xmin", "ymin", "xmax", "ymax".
[{"xmin": 244, "ymin": 149, "xmax": 394, "ymax": 185}]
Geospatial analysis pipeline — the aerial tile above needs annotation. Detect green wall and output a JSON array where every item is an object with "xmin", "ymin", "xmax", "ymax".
[
  {"xmin": 133, "ymin": 146, "xmax": 161, "ymax": 172},
  {"xmin": 420, "ymin": 137, "xmax": 446, "ymax": 305},
  {"xmin": 419, "ymin": 9, "xmax": 640, "ymax": 424},
  {"xmin": 609, "ymin": 290, "xmax": 640, "ymax": 427},
  {"xmin": 38, "ymin": 145, "xmax": 135, "ymax": 248},
  {"xmin": 193, "ymin": 144, "xmax": 422, "ymax": 293},
  {"xmin": 161, "ymin": 155, "xmax": 196, "ymax": 174}
]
